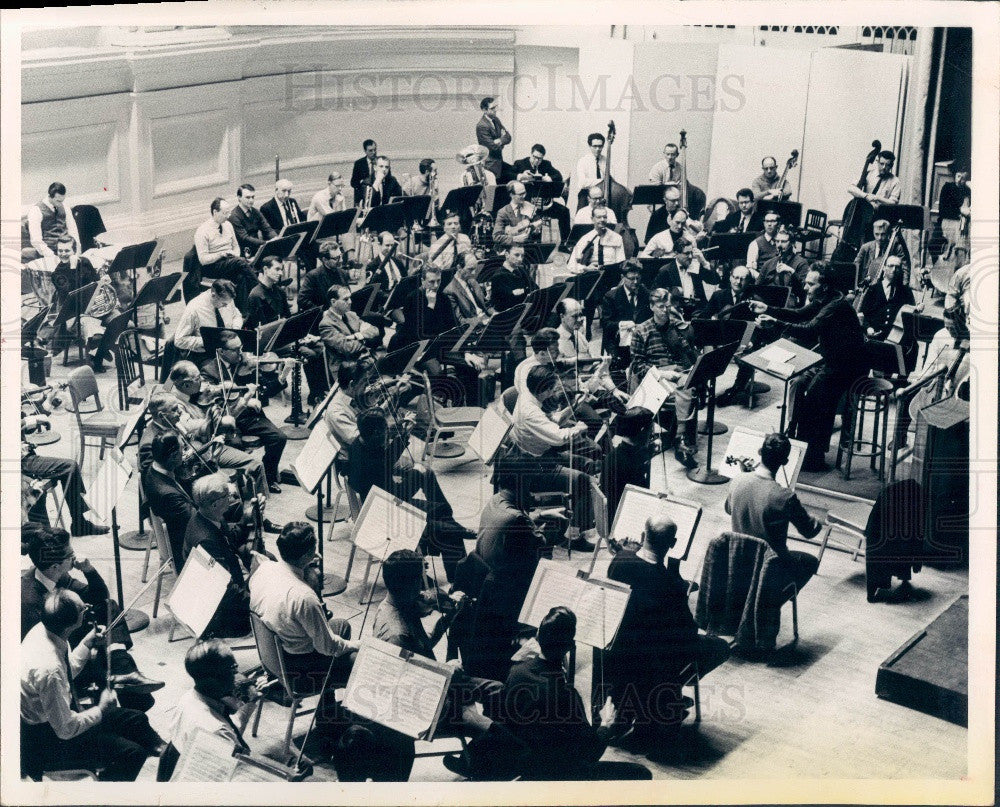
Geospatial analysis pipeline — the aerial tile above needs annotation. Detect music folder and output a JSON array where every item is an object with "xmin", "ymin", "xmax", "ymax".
[
  {"xmin": 84, "ymin": 447, "xmax": 133, "ymax": 523},
  {"xmin": 351, "ymin": 486, "xmax": 427, "ymax": 558},
  {"xmin": 518, "ymin": 559, "xmax": 631, "ymax": 650},
  {"xmin": 116, "ymin": 387, "xmax": 157, "ymax": 450},
  {"xmin": 167, "ymin": 545, "xmax": 232, "ymax": 639},
  {"xmin": 293, "ymin": 418, "xmax": 342, "ymax": 494},
  {"xmin": 467, "ymin": 402, "xmax": 513, "ymax": 465},
  {"xmin": 609, "ymin": 484, "xmax": 702, "ymax": 562},
  {"xmin": 720, "ymin": 426, "xmax": 808, "ymax": 490},
  {"xmin": 342, "ymin": 637, "xmax": 454, "ymax": 740}
]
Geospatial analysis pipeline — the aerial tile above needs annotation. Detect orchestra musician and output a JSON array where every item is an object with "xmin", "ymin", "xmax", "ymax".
[
  {"xmin": 643, "ymin": 185, "xmax": 682, "ymax": 243},
  {"xmin": 490, "ymin": 242, "xmax": 538, "ymax": 313},
  {"xmin": 363, "ymin": 156, "xmax": 403, "ymax": 208},
  {"xmin": 567, "ymin": 208, "xmax": 625, "ymax": 274},
  {"xmin": 141, "ymin": 432, "xmax": 197, "ymax": 571},
  {"xmin": 641, "ymin": 207, "xmax": 688, "ymax": 259},
  {"xmin": 194, "ymin": 197, "xmax": 258, "ymax": 312},
  {"xmin": 555, "ymin": 297, "xmax": 629, "ymax": 412},
  {"xmin": 23, "ymin": 181, "xmax": 82, "ymax": 261},
  {"xmin": 758, "ymin": 226, "xmax": 809, "ymax": 306},
  {"xmin": 298, "ymin": 240, "xmax": 352, "ymax": 313},
  {"xmin": 630, "ymin": 287, "xmax": 701, "ymax": 469},
  {"xmin": 706, "ymin": 266, "xmax": 763, "ymax": 408},
  {"xmin": 745, "ymin": 211, "xmax": 781, "ymax": 276},
  {"xmin": 444, "ymin": 251, "xmax": 494, "ymax": 323},
  {"xmin": 402, "ymin": 157, "xmax": 437, "ymax": 199},
  {"xmin": 653, "ymin": 236, "xmax": 719, "ymax": 310},
  {"xmin": 854, "ymin": 219, "xmax": 912, "ymax": 285},
  {"xmin": 712, "ymin": 188, "xmax": 763, "ymax": 235},
  {"xmin": 307, "ymin": 172, "xmax": 348, "ymax": 221},
  {"xmin": 350, "ymin": 139, "xmax": 378, "ymax": 205},
  {"xmin": 259, "ymin": 178, "xmax": 303, "ymax": 233},
  {"xmin": 318, "ymin": 284, "xmax": 381, "ymax": 377},
  {"xmin": 459, "ymin": 144, "xmax": 497, "ymax": 188},
  {"xmin": 856, "ymin": 255, "xmax": 915, "ymax": 341},
  {"xmin": 493, "ymin": 181, "xmax": 543, "ymax": 247},
  {"xmin": 937, "ymin": 165, "xmax": 971, "ymax": 255},
  {"xmin": 648, "ymin": 142, "xmax": 682, "ymax": 185},
  {"xmin": 600, "ymin": 261, "xmax": 652, "ymax": 361},
  {"xmin": 573, "ymin": 186, "xmax": 619, "ymax": 226},
  {"xmin": 173, "ymin": 279, "xmax": 243, "ymax": 366},
  {"xmin": 367, "ymin": 232, "xmax": 409, "ymax": 292},
  {"xmin": 512, "ymin": 143, "xmax": 571, "ymax": 242},
  {"xmin": 750, "ymin": 156, "xmax": 792, "ymax": 201},
  {"xmin": 229, "ymin": 183, "xmax": 277, "ymax": 257},
  {"xmin": 476, "ymin": 97, "xmax": 512, "ymax": 182},
  {"xmin": 749, "ymin": 264, "xmax": 868, "ymax": 472},
  {"xmin": 428, "ymin": 210, "xmax": 474, "ymax": 272},
  {"xmin": 571, "ymin": 132, "xmax": 609, "ymax": 213},
  {"xmin": 849, "ymin": 149, "xmax": 902, "ymax": 207}
]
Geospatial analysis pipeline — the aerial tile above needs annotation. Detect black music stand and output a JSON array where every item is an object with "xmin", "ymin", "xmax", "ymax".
[
  {"xmin": 351, "ymin": 283, "xmax": 380, "ymax": 317},
  {"xmin": 377, "ymin": 340, "xmax": 428, "ymax": 378},
  {"xmin": 565, "ymin": 223, "xmax": 594, "ymax": 250},
  {"xmin": 682, "ymin": 340, "xmax": 741, "ymax": 484},
  {"xmin": 566, "ymin": 270, "xmax": 603, "ymax": 307},
  {"xmin": 270, "ymin": 308, "xmax": 324, "ymax": 437},
  {"xmin": 199, "ymin": 326, "xmax": 259, "ymax": 357},
  {"xmin": 875, "ymin": 204, "xmax": 926, "ymax": 231},
  {"xmin": 131, "ymin": 272, "xmax": 181, "ymax": 371},
  {"xmin": 465, "ymin": 304, "xmax": 525, "ymax": 357},
  {"xmin": 689, "ymin": 318, "xmax": 756, "ymax": 435},
  {"xmin": 523, "ymin": 243, "xmax": 557, "ymax": 266},
  {"xmin": 390, "ymin": 195, "xmax": 433, "ymax": 254},
  {"xmin": 250, "ymin": 234, "xmax": 305, "ymax": 273},
  {"xmin": 707, "ymin": 232, "xmax": 757, "ymax": 264},
  {"xmin": 475, "ymin": 256, "xmax": 506, "ymax": 286},
  {"xmin": 651, "ymin": 260, "xmax": 681, "ymax": 290},
  {"xmin": 115, "ymin": 393, "xmax": 154, "ymax": 551},
  {"xmin": 831, "ymin": 260, "xmax": 859, "ymax": 295},
  {"xmin": 383, "ymin": 274, "xmax": 421, "ymax": 313},
  {"xmin": 52, "ymin": 282, "xmax": 98, "ymax": 366},
  {"xmin": 752, "ymin": 285, "xmax": 792, "ymax": 309},
  {"xmin": 108, "ymin": 239, "xmax": 159, "ymax": 321},
  {"xmin": 279, "ymin": 220, "xmax": 321, "ymax": 288},
  {"xmin": 516, "ymin": 286, "xmax": 568, "ymax": 335},
  {"xmin": 632, "ymin": 184, "xmax": 667, "ymax": 207},
  {"xmin": 490, "ymin": 185, "xmax": 513, "ymax": 217},
  {"xmin": 637, "ymin": 257, "xmax": 667, "ymax": 289},
  {"xmin": 358, "ymin": 201, "xmax": 406, "ymax": 236},
  {"xmin": 441, "ymin": 186, "xmax": 483, "ymax": 218},
  {"xmin": 757, "ymin": 200, "xmax": 802, "ymax": 229},
  {"xmin": 312, "ymin": 209, "xmax": 358, "ymax": 243}
]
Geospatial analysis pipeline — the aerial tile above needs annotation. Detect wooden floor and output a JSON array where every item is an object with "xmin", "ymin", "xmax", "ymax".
[{"xmin": 16, "ymin": 257, "xmax": 969, "ymax": 787}]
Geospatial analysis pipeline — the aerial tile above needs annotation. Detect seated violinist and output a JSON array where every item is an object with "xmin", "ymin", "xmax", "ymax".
[
  {"xmin": 554, "ymin": 298, "xmax": 629, "ymax": 416},
  {"xmin": 141, "ymin": 432, "xmax": 197, "ymax": 571},
  {"xmin": 652, "ymin": 236, "xmax": 718, "ymax": 311},
  {"xmin": 198, "ymin": 331, "xmax": 287, "ymax": 494},
  {"xmin": 182, "ymin": 475, "xmax": 257, "ymax": 639}
]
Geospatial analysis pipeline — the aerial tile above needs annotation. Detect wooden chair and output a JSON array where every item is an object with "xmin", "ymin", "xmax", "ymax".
[
  {"xmin": 113, "ymin": 326, "xmax": 150, "ymax": 410},
  {"xmin": 248, "ymin": 611, "xmax": 319, "ymax": 764},
  {"xmin": 65, "ymin": 365, "xmax": 122, "ymax": 465},
  {"xmin": 800, "ymin": 209, "xmax": 828, "ymax": 259}
]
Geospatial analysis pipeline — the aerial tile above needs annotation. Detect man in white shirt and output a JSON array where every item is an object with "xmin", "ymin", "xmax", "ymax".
[
  {"xmin": 568, "ymin": 208, "xmax": 625, "ymax": 273},
  {"xmin": 428, "ymin": 210, "xmax": 474, "ymax": 271},
  {"xmin": 555, "ymin": 298, "xmax": 628, "ymax": 405},
  {"xmin": 641, "ymin": 207, "xmax": 690, "ymax": 258},
  {"xmin": 193, "ymin": 197, "xmax": 257, "ymax": 312},
  {"xmin": 249, "ymin": 523, "xmax": 359, "ymax": 738},
  {"xmin": 172, "ymin": 279, "xmax": 243, "ymax": 358},
  {"xmin": 648, "ymin": 143, "xmax": 682, "ymax": 186},
  {"xmin": 572, "ymin": 132, "xmax": 609, "ymax": 214},
  {"xmin": 573, "ymin": 186, "xmax": 619, "ymax": 226},
  {"xmin": 852, "ymin": 149, "xmax": 902, "ymax": 208},
  {"xmin": 308, "ymin": 172, "xmax": 348, "ymax": 221},
  {"xmin": 25, "ymin": 181, "xmax": 83, "ymax": 260},
  {"xmin": 746, "ymin": 212, "xmax": 781, "ymax": 276},
  {"xmin": 20, "ymin": 589, "xmax": 164, "ymax": 781}
]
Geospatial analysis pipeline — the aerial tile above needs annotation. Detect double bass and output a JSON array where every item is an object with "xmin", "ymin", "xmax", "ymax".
[
  {"xmin": 677, "ymin": 129, "xmax": 707, "ymax": 220},
  {"xmin": 601, "ymin": 120, "xmax": 639, "ymax": 258},
  {"xmin": 831, "ymin": 140, "xmax": 881, "ymax": 264}
]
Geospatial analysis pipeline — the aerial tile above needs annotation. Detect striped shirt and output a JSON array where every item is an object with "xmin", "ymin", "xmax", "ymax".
[{"xmin": 629, "ymin": 316, "xmax": 698, "ymax": 381}]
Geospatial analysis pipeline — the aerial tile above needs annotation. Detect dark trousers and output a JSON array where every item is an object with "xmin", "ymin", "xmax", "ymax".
[
  {"xmin": 23, "ymin": 453, "xmax": 90, "ymax": 529},
  {"xmin": 21, "ymin": 707, "xmax": 161, "ymax": 781},
  {"xmin": 543, "ymin": 202, "xmax": 571, "ymax": 242},
  {"xmin": 392, "ymin": 466, "xmax": 469, "ymax": 581},
  {"xmin": 789, "ymin": 367, "xmax": 864, "ymax": 464},
  {"xmin": 236, "ymin": 411, "xmax": 287, "ymax": 484},
  {"xmin": 281, "ymin": 619, "xmax": 354, "ymax": 733}
]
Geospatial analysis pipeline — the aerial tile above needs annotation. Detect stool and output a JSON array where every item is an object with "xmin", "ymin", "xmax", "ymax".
[{"xmin": 836, "ymin": 377, "xmax": 894, "ymax": 481}]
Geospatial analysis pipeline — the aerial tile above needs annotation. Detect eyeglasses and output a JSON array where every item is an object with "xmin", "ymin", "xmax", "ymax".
[{"xmin": 650, "ymin": 300, "xmax": 670, "ymax": 309}]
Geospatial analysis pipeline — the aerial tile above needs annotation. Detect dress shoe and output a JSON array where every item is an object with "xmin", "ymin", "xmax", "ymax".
[
  {"xmin": 73, "ymin": 520, "xmax": 110, "ymax": 537},
  {"xmin": 674, "ymin": 444, "xmax": 698, "ymax": 470},
  {"xmin": 442, "ymin": 752, "xmax": 472, "ymax": 778},
  {"xmin": 715, "ymin": 389, "xmax": 738, "ymax": 407},
  {"xmin": 263, "ymin": 518, "xmax": 282, "ymax": 534},
  {"xmin": 268, "ymin": 482, "xmax": 282, "ymax": 495},
  {"xmin": 109, "ymin": 671, "xmax": 166, "ymax": 695},
  {"xmin": 561, "ymin": 536, "xmax": 596, "ymax": 553}
]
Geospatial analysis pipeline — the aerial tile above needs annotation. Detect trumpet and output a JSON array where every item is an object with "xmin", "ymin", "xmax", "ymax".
[{"xmin": 428, "ymin": 174, "xmax": 440, "ymax": 228}]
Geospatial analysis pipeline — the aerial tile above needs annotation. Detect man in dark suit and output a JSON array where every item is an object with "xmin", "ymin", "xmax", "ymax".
[
  {"xmin": 228, "ymin": 184, "xmax": 276, "ymax": 256},
  {"xmin": 643, "ymin": 185, "xmax": 682, "ymax": 244},
  {"xmin": 501, "ymin": 607, "xmax": 651, "ymax": 781},
  {"xmin": 392, "ymin": 265, "xmax": 458, "ymax": 352},
  {"xmin": 857, "ymin": 255, "xmax": 914, "ymax": 341},
  {"xmin": 476, "ymin": 97, "xmax": 512, "ymax": 182},
  {"xmin": 363, "ymin": 156, "xmax": 403, "ymax": 208},
  {"xmin": 298, "ymin": 240, "xmax": 351, "ymax": 313},
  {"xmin": 444, "ymin": 252, "xmax": 493, "ymax": 323},
  {"xmin": 489, "ymin": 243, "xmax": 537, "ymax": 313},
  {"xmin": 711, "ymin": 188, "xmax": 763, "ymax": 235},
  {"xmin": 350, "ymin": 139, "xmax": 378, "ymax": 205},
  {"xmin": 259, "ymin": 179, "xmax": 303, "ymax": 233},
  {"xmin": 21, "ymin": 524, "xmax": 163, "ymax": 701},
  {"xmin": 140, "ymin": 432, "xmax": 196, "ymax": 571},
  {"xmin": 600, "ymin": 261, "xmax": 651, "ymax": 359},
  {"xmin": 183, "ymin": 475, "xmax": 253, "ymax": 639},
  {"xmin": 758, "ymin": 226, "xmax": 810, "ymax": 306},
  {"xmin": 512, "ymin": 143, "xmax": 570, "ymax": 242}
]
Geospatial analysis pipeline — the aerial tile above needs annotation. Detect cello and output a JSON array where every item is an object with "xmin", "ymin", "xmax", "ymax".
[
  {"xmin": 601, "ymin": 120, "xmax": 638, "ymax": 258},
  {"xmin": 831, "ymin": 140, "xmax": 881, "ymax": 263}
]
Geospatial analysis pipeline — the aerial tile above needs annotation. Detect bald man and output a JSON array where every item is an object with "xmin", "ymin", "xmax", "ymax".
[
  {"xmin": 573, "ymin": 186, "xmax": 619, "ymax": 226},
  {"xmin": 260, "ymin": 179, "xmax": 303, "ymax": 233},
  {"xmin": 604, "ymin": 515, "xmax": 730, "ymax": 748}
]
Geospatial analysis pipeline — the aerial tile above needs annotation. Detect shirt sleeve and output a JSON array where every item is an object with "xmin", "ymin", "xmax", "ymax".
[
  {"xmin": 523, "ymin": 401, "xmax": 577, "ymax": 447},
  {"xmin": 293, "ymin": 594, "xmax": 350, "ymax": 657},
  {"xmin": 27, "ymin": 206, "xmax": 53, "ymax": 257},
  {"xmin": 174, "ymin": 302, "xmax": 205, "ymax": 352},
  {"xmin": 36, "ymin": 668, "xmax": 103, "ymax": 740}
]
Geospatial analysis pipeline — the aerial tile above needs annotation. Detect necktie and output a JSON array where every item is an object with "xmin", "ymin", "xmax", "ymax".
[
  {"xmin": 218, "ymin": 224, "xmax": 224, "ymax": 235},
  {"xmin": 368, "ymin": 159, "xmax": 374, "ymax": 178},
  {"xmin": 872, "ymin": 177, "xmax": 884, "ymax": 196},
  {"xmin": 215, "ymin": 307, "xmax": 225, "ymax": 328},
  {"xmin": 451, "ymin": 241, "xmax": 458, "ymax": 269},
  {"xmin": 283, "ymin": 200, "xmax": 292, "ymax": 223},
  {"xmin": 740, "ymin": 216, "xmax": 747, "ymax": 232},
  {"xmin": 62, "ymin": 647, "xmax": 81, "ymax": 711},
  {"xmin": 597, "ymin": 239, "xmax": 604, "ymax": 267},
  {"xmin": 595, "ymin": 157, "xmax": 602, "ymax": 180}
]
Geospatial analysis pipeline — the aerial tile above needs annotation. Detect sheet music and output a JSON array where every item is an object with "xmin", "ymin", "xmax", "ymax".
[
  {"xmin": 468, "ymin": 404, "xmax": 512, "ymax": 464},
  {"xmin": 758, "ymin": 344, "xmax": 796, "ymax": 364},
  {"xmin": 351, "ymin": 486, "xmax": 427, "ymax": 557},
  {"xmin": 292, "ymin": 419, "xmax": 342, "ymax": 493},
  {"xmin": 628, "ymin": 365, "xmax": 675, "ymax": 413},
  {"xmin": 342, "ymin": 638, "xmax": 453, "ymax": 739},
  {"xmin": 167, "ymin": 545, "xmax": 232, "ymax": 639},
  {"xmin": 171, "ymin": 729, "xmax": 238, "ymax": 782},
  {"xmin": 720, "ymin": 426, "xmax": 808, "ymax": 489},
  {"xmin": 232, "ymin": 757, "xmax": 290, "ymax": 782},
  {"xmin": 609, "ymin": 485, "xmax": 702, "ymax": 561},
  {"xmin": 83, "ymin": 448, "xmax": 132, "ymax": 523},
  {"xmin": 518, "ymin": 559, "xmax": 631, "ymax": 649}
]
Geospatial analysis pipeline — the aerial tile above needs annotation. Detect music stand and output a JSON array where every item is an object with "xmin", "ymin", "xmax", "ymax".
[
  {"xmin": 52, "ymin": 282, "xmax": 98, "ymax": 366},
  {"xmin": 469, "ymin": 304, "xmax": 527, "ymax": 354},
  {"xmin": 199, "ymin": 326, "xmax": 259, "ymax": 357},
  {"xmin": 108, "ymin": 239, "xmax": 159, "ymax": 320},
  {"xmin": 250, "ymin": 234, "xmax": 305, "ymax": 272},
  {"xmin": 377, "ymin": 340, "xmax": 428, "ymax": 378},
  {"xmin": 490, "ymin": 185, "xmax": 512, "ymax": 217},
  {"xmin": 738, "ymin": 337, "xmax": 823, "ymax": 432},
  {"xmin": 351, "ymin": 283, "xmax": 380, "ymax": 317},
  {"xmin": 391, "ymin": 195, "xmax": 433, "ymax": 254},
  {"xmin": 312, "ymin": 209, "xmax": 358, "ymax": 243},
  {"xmin": 130, "ymin": 271, "xmax": 181, "ymax": 372},
  {"xmin": 441, "ymin": 186, "xmax": 482, "ymax": 217},
  {"xmin": 358, "ymin": 201, "xmax": 406, "ymax": 236},
  {"xmin": 707, "ymin": 232, "xmax": 757, "ymax": 263},
  {"xmin": 874, "ymin": 204, "xmax": 926, "ymax": 231},
  {"xmin": 303, "ymin": 385, "xmax": 352, "ymax": 530},
  {"xmin": 681, "ymin": 340, "xmax": 741, "ymax": 484},
  {"xmin": 632, "ymin": 184, "xmax": 667, "ymax": 207},
  {"xmin": 831, "ymin": 260, "xmax": 859, "ymax": 295},
  {"xmin": 565, "ymin": 223, "xmax": 594, "ymax": 250},
  {"xmin": 637, "ymin": 257, "xmax": 667, "ymax": 289},
  {"xmin": 752, "ymin": 285, "xmax": 792, "ymax": 309},
  {"xmin": 689, "ymin": 319, "xmax": 756, "ymax": 435},
  {"xmin": 523, "ymin": 180, "xmax": 565, "ymax": 206},
  {"xmin": 523, "ymin": 242, "xmax": 557, "ymax": 266},
  {"xmin": 566, "ymin": 270, "xmax": 603, "ymax": 307},
  {"xmin": 651, "ymin": 260, "xmax": 681, "ymax": 290},
  {"xmin": 515, "ymin": 286, "xmax": 568, "ymax": 335},
  {"xmin": 757, "ymin": 200, "xmax": 802, "ymax": 229},
  {"xmin": 270, "ymin": 308, "xmax": 324, "ymax": 436},
  {"xmin": 383, "ymin": 274, "xmax": 421, "ymax": 312},
  {"xmin": 279, "ymin": 219, "xmax": 320, "ymax": 248}
]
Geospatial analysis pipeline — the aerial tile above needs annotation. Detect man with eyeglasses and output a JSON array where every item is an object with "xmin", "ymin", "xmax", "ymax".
[
  {"xmin": 745, "ymin": 212, "xmax": 781, "ymax": 276},
  {"xmin": 573, "ymin": 186, "xmax": 619, "ymax": 226},
  {"xmin": 476, "ymin": 97, "xmax": 512, "ymax": 183},
  {"xmin": 630, "ymin": 288, "xmax": 701, "ymax": 469},
  {"xmin": 513, "ymin": 143, "xmax": 570, "ymax": 242},
  {"xmin": 572, "ymin": 133, "xmax": 608, "ymax": 214},
  {"xmin": 493, "ymin": 181, "xmax": 543, "ymax": 247},
  {"xmin": 751, "ymin": 156, "xmax": 791, "ymax": 201}
]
